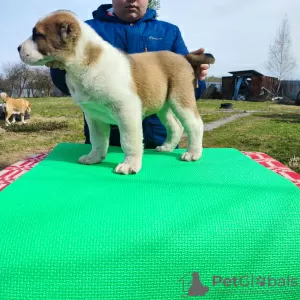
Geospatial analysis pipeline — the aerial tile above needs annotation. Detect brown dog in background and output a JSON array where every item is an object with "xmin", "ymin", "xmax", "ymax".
[{"xmin": 0, "ymin": 92, "xmax": 31, "ymax": 126}]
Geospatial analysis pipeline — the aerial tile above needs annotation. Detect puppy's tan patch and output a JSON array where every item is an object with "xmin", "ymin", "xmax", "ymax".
[
  {"xmin": 84, "ymin": 42, "xmax": 102, "ymax": 66},
  {"xmin": 33, "ymin": 11, "xmax": 81, "ymax": 61},
  {"xmin": 129, "ymin": 53, "xmax": 168, "ymax": 116},
  {"xmin": 129, "ymin": 51, "xmax": 200, "ymax": 117}
]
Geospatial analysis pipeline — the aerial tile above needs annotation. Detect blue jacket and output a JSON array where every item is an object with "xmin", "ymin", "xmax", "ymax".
[{"xmin": 50, "ymin": 4, "xmax": 206, "ymax": 147}]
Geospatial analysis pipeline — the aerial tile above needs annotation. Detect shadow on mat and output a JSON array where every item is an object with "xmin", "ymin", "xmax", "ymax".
[{"xmin": 44, "ymin": 144, "xmax": 185, "ymax": 169}]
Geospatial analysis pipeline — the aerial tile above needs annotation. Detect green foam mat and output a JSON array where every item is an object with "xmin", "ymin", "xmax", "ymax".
[{"xmin": 0, "ymin": 143, "xmax": 299, "ymax": 299}]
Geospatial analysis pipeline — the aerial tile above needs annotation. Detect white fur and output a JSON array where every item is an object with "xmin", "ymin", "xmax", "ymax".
[
  {"xmin": 18, "ymin": 10, "xmax": 203, "ymax": 175},
  {"xmin": 65, "ymin": 17, "xmax": 144, "ymax": 174},
  {"xmin": 19, "ymin": 38, "xmax": 51, "ymax": 66}
]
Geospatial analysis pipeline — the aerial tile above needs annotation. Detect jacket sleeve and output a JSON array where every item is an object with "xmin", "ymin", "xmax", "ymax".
[
  {"xmin": 171, "ymin": 26, "xmax": 189, "ymax": 55},
  {"xmin": 172, "ymin": 26, "xmax": 206, "ymax": 100},
  {"xmin": 50, "ymin": 68, "xmax": 70, "ymax": 96}
]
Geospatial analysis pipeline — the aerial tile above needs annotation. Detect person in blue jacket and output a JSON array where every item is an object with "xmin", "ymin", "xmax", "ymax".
[{"xmin": 47, "ymin": 0, "xmax": 209, "ymax": 148}]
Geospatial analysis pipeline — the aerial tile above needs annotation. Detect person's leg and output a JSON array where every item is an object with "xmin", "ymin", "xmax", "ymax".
[
  {"xmin": 195, "ymin": 80, "xmax": 206, "ymax": 99},
  {"xmin": 83, "ymin": 114, "xmax": 90, "ymax": 144},
  {"xmin": 84, "ymin": 114, "xmax": 122, "ymax": 147},
  {"xmin": 143, "ymin": 115, "xmax": 166, "ymax": 149},
  {"xmin": 143, "ymin": 115, "xmax": 181, "ymax": 150},
  {"xmin": 109, "ymin": 125, "xmax": 121, "ymax": 147}
]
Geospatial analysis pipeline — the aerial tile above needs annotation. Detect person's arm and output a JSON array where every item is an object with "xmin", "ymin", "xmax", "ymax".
[
  {"xmin": 171, "ymin": 26, "xmax": 206, "ymax": 99},
  {"xmin": 171, "ymin": 26, "xmax": 189, "ymax": 55}
]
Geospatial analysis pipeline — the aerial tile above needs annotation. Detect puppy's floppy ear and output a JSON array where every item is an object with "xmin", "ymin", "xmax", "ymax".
[{"xmin": 58, "ymin": 21, "xmax": 78, "ymax": 42}]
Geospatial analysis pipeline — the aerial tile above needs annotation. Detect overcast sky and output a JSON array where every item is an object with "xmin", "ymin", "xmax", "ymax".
[{"xmin": 1, "ymin": 0, "xmax": 299, "ymax": 79}]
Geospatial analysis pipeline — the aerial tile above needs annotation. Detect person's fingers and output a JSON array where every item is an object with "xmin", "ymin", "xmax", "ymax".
[
  {"xmin": 201, "ymin": 70, "xmax": 208, "ymax": 76},
  {"xmin": 190, "ymin": 47, "xmax": 205, "ymax": 55},
  {"xmin": 201, "ymin": 64, "xmax": 210, "ymax": 70},
  {"xmin": 198, "ymin": 69, "xmax": 209, "ymax": 81}
]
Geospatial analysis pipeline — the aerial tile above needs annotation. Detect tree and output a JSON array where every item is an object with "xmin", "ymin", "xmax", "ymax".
[
  {"xmin": 0, "ymin": 63, "xmax": 55, "ymax": 97},
  {"xmin": 1, "ymin": 62, "xmax": 33, "ymax": 97},
  {"xmin": 267, "ymin": 14, "xmax": 296, "ymax": 95},
  {"xmin": 36, "ymin": 68, "xmax": 53, "ymax": 97},
  {"xmin": 148, "ymin": 0, "xmax": 160, "ymax": 17},
  {"xmin": 26, "ymin": 68, "xmax": 53, "ymax": 97},
  {"xmin": 0, "ymin": 74, "xmax": 6, "ymax": 92}
]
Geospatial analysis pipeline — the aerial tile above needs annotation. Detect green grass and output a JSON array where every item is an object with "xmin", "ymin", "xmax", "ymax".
[
  {"xmin": 5, "ymin": 121, "xmax": 69, "ymax": 132},
  {"xmin": 203, "ymin": 112, "xmax": 300, "ymax": 173},
  {"xmin": 0, "ymin": 97, "xmax": 84, "ymax": 169},
  {"xmin": 197, "ymin": 99, "xmax": 300, "ymax": 113},
  {"xmin": 0, "ymin": 97, "xmax": 299, "ymax": 174},
  {"xmin": 200, "ymin": 112, "xmax": 237, "ymax": 123}
]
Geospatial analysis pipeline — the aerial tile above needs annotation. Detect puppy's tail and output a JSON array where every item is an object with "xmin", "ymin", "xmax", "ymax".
[
  {"xmin": 185, "ymin": 52, "xmax": 215, "ymax": 66},
  {"xmin": 185, "ymin": 52, "xmax": 215, "ymax": 88}
]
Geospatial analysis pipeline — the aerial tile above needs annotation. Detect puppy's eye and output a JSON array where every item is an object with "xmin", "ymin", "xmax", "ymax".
[
  {"xmin": 35, "ymin": 33, "xmax": 45, "ymax": 39},
  {"xmin": 32, "ymin": 28, "xmax": 45, "ymax": 40}
]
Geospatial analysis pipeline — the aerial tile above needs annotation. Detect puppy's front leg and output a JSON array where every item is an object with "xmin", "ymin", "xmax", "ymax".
[
  {"xmin": 5, "ymin": 119, "xmax": 11, "ymax": 126},
  {"xmin": 5, "ymin": 114, "xmax": 11, "ymax": 126},
  {"xmin": 115, "ymin": 110, "xmax": 144, "ymax": 175},
  {"xmin": 78, "ymin": 114, "xmax": 110, "ymax": 165}
]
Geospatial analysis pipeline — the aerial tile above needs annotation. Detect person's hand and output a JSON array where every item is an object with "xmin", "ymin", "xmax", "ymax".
[
  {"xmin": 45, "ymin": 61, "xmax": 65, "ymax": 70},
  {"xmin": 190, "ymin": 48, "xmax": 210, "ymax": 81}
]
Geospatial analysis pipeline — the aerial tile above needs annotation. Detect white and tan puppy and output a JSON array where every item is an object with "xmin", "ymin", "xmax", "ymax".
[
  {"xmin": 0, "ymin": 92, "xmax": 31, "ymax": 126},
  {"xmin": 18, "ymin": 10, "xmax": 215, "ymax": 175}
]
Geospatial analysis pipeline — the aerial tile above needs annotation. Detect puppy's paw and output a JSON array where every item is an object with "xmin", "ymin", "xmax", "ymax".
[
  {"xmin": 78, "ymin": 153, "xmax": 105, "ymax": 165},
  {"xmin": 114, "ymin": 162, "xmax": 141, "ymax": 175},
  {"xmin": 156, "ymin": 144, "xmax": 173, "ymax": 152},
  {"xmin": 181, "ymin": 151, "xmax": 202, "ymax": 162}
]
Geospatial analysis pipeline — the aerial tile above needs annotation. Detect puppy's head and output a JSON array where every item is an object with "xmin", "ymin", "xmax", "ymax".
[
  {"xmin": 18, "ymin": 10, "xmax": 81, "ymax": 66},
  {"xmin": 0, "ymin": 92, "xmax": 8, "ymax": 102}
]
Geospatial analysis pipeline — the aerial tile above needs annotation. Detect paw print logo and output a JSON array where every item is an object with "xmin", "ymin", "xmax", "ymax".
[
  {"xmin": 179, "ymin": 272, "xmax": 209, "ymax": 297},
  {"xmin": 256, "ymin": 276, "xmax": 266, "ymax": 286}
]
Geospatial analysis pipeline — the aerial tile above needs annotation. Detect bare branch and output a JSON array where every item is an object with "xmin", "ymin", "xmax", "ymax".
[
  {"xmin": 267, "ymin": 14, "xmax": 297, "ymax": 95},
  {"xmin": 0, "ymin": 63, "xmax": 54, "ymax": 97}
]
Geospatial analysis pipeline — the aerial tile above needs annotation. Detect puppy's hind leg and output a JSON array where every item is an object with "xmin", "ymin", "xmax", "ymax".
[
  {"xmin": 20, "ymin": 113, "xmax": 27, "ymax": 124},
  {"xmin": 78, "ymin": 113, "xmax": 110, "ymax": 165},
  {"xmin": 169, "ymin": 95, "xmax": 204, "ymax": 161},
  {"xmin": 155, "ymin": 103, "xmax": 184, "ymax": 152},
  {"xmin": 11, "ymin": 115, "xmax": 16, "ymax": 124}
]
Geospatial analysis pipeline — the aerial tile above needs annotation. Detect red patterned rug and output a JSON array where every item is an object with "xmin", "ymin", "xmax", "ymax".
[{"xmin": 0, "ymin": 151, "xmax": 299, "ymax": 192}]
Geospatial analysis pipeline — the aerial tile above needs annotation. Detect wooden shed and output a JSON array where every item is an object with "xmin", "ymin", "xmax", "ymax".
[{"xmin": 221, "ymin": 70, "xmax": 279, "ymax": 100}]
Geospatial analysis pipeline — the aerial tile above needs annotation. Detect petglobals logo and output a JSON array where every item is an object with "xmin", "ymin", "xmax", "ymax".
[
  {"xmin": 179, "ymin": 271, "xmax": 298, "ymax": 297},
  {"xmin": 212, "ymin": 275, "xmax": 298, "ymax": 288}
]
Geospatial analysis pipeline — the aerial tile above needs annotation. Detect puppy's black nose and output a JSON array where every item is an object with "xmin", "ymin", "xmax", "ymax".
[{"xmin": 17, "ymin": 45, "xmax": 21, "ymax": 52}]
